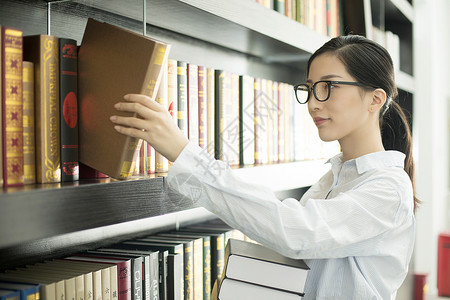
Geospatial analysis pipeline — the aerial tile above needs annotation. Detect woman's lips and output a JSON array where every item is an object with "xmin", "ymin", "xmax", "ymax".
[{"xmin": 313, "ymin": 117, "xmax": 329, "ymax": 126}]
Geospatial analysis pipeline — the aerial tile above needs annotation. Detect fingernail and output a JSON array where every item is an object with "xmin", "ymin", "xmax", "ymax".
[
  {"xmin": 124, "ymin": 94, "xmax": 130, "ymax": 100},
  {"xmin": 114, "ymin": 125, "xmax": 121, "ymax": 132},
  {"xmin": 114, "ymin": 103, "xmax": 120, "ymax": 109},
  {"xmin": 110, "ymin": 115, "xmax": 117, "ymax": 122}
]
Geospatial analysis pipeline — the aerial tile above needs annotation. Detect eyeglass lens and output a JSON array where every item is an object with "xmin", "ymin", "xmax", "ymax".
[{"xmin": 295, "ymin": 81, "xmax": 330, "ymax": 104}]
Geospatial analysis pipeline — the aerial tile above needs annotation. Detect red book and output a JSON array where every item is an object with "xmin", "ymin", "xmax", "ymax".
[{"xmin": 1, "ymin": 26, "xmax": 24, "ymax": 187}]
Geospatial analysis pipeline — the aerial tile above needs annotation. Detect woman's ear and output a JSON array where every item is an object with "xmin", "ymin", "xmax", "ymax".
[{"xmin": 369, "ymin": 88, "xmax": 387, "ymax": 113}]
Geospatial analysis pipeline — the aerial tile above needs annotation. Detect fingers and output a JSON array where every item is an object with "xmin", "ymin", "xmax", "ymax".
[
  {"xmin": 113, "ymin": 124, "xmax": 147, "ymax": 140},
  {"xmin": 110, "ymin": 114, "xmax": 150, "ymax": 131},
  {"xmin": 124, "ymin": 94, "xmax": 164, "ymax": 112}
]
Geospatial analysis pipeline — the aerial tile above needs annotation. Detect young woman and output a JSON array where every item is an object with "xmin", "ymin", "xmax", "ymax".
[{"xmin": 110, "ymin": 35, "xmax": 417, "ymax": 299}]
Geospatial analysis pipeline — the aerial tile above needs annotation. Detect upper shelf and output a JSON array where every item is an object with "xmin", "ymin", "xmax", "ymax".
[{"xmin": 72, "ymin": 0, "xmax": 329, "ymax": 68}]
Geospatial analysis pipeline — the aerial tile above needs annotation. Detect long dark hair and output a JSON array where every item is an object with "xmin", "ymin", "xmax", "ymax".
[{"xmin": 306, "ymin": 35, "xmax": 419, "ymax": 212}]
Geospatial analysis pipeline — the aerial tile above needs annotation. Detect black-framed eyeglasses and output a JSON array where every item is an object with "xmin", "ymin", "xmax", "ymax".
[{"xmin": 293, "ymin": 80, "xmax": 378, "ymax": 104}]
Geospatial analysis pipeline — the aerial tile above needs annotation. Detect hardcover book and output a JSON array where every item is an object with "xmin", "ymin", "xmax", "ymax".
[
  {"xmin": 78, "ymin": 18, "xmax": 170, "ymax": 180},
  {"xmin": 1, "ymin": 26, "xmax": 24, "ymax": 187},
  {"xmin": 59, "ymin": 37, "xmax": 79, "ymax": 181},
  {"xmin": 23, "ymin": 34, "xmax": 60, "ymax": 184},
  {"xmin": 22, "ymin": 61, "xmax": 35, "ymax": 184},
  {"xmin": 218, "ymin": 239, "xmax": 309, "ymax": 295}
]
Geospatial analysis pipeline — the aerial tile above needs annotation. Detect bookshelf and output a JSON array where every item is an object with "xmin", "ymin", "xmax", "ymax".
[
  {"xmin": 0, "ymin": 0, "xmax": 335, "ymax": 272},
  {"xmin": 0, "ymin": 1, "xmax": 415, "ymax": 294}
]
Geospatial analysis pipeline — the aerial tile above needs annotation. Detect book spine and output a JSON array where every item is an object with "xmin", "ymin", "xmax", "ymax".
[
  {"xmin": 22, "ymin": 61, "xmax": 35, "ymax": 184},
  {"xmin": 1, "ymin": 26, "xmax": 24, "ymax": 187},
  {"xmin": 132, "ymin": 257, "xmax": 143, "ymax": 300},
  {"xmin": 206, "ymin": 67, "xmax": 215, "ymax": 157},
  {"xmin": 139, "ymin": 141, "xmax": 147, "ymax": 177},
  {"xmin": 187, "ymin": 64, "xmax": 199, "ymax": 146},
  {"xmin": 229, "ymin": 73, "xmax": 240, "ymax": 167},
  {"xmin": 277, "ymin": 82, "xmax": 285, "ymax": 163},
  {"xmin": 214, "ymin": 235, "xmax": 225, "ymax": 286},
  {"xmin": 214, "ymin": 70, "xmax": 232, "ymax": 163},
  {"xmin": 183, "ymin": 243, "xmax": 194, "ymax": 300},
  {"xmin": 155, "ymin": 58, "xmax": 168, "ymax": 173},
  {"xmin": 202, "ymin": 237, "xmax": 211, "ymax": 300},
  {"xmin": 266, "ymin": 79, "xmax": 273, "ymax": 164},
  {"xmin": 24, "ymin": 35, "xmax": 60, "ymax": 183},
  {"xmin": 272, "ymin": 81, "xmax": 279, "ymax": 163},
  {"xmin": 192, "ymin": 239, "xmax": 203, "ymax": 300},
  {"xmin": 167, "ymin": 254, "xmax": 182, "ymax": 300},
  {"xmin": 197, "ymin": 65, "xmax": 207, "ymax": 150},
  {"xmin": 239, "ymin": 75, "xmax": 254, "ymax": 166},
  {"xmin": 253, "ymin": 78, "xmax": 262, "ymax": 164},
  {"xmin": 59, "ymin": 38, "xmax": 79, "ymax": 182},
  {"xmin": 167, "ymin": 59, "xmax": 178, "ymax": 127},
  {"xmin": 148, "ymin": 252, "xmax": 159, "ymax": 300},
  {"xmin": 176, "ymin": 61, "xmax": 188, "ymax": 139}
]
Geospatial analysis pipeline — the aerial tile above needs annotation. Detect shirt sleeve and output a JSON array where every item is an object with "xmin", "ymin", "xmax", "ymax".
[{"xmin": 167, "ymin": 141, "xmax": 412, "ymax": 259}]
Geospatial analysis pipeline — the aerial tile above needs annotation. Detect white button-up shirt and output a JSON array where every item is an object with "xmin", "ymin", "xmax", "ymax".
[{"xmin": 167, "ymin": 141, "xmax": 415, "ymax": 299}]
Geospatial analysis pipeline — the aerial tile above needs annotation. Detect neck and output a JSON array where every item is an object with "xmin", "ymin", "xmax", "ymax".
[{"xmin": 339, "ymin": 126, "xmax": 385, "ymax": 162}]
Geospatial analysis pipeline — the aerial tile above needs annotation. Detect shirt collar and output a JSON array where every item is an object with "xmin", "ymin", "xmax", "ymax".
[{"xmin": 326, "ymin": 151, "xmax": 406, "ymax": 174}]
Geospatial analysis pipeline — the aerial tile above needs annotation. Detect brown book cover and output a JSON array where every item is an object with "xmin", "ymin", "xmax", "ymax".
[
  {"xmin": 2, "ymin": 26, "xmax": 24, "ymax": 187},
  {"xmin": 22, "ymin": 61, "xmax": 35, "ymax": 184},
  {"xmin": 78, "ymin": 19, "xmax": 170, "ymax": 180},
  {"xmin": 23, "ymin": 34, "xmax": 60, "ymax": 184}
]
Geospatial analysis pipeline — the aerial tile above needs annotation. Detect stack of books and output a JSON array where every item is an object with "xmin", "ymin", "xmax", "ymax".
[{"xmin": 211, "ymin": 238, "xmax": 309, "ymax": 300}]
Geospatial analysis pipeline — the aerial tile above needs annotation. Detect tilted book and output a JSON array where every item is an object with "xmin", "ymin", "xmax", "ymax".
[
  {"xmin": 1, "ymin": 26, "xmax": 24, "ymax": 187},
  {"xmin": 23, "ymin": 34, "xmax": 60, "ymax": 184},
  {"xmin": 218, "ymin": 239, "xmax": 309, "ymax": 296},
  {"xmin": 78, "ymin": 18, "xmax": 170, "ymax": 180}
]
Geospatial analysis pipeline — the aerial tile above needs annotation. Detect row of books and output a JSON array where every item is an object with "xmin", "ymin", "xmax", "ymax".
[
  {"xmin": 1, "ymin": 19, "xmax": 339, "ymax": 186},
  {"xmin": 255, "ymin": 0, "xmax": 342, "ymax": 37},
  {"xmin": 132, "ymin": 59, "xmax": 340, "ymax": 177},
  {"xmin": 0, "ymin": 219, "xmax": 256, "ymax": 300}
]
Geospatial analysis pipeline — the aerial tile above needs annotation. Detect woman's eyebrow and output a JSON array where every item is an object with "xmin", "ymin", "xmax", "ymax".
[{"xmin": 306, "ymin": 74, "xmax": 343, "ymax": 83}]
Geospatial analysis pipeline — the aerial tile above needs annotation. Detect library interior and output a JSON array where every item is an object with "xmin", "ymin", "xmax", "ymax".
[{"xmin": 0, "ymin": 0, "xmax": 449, "ymax": 299}]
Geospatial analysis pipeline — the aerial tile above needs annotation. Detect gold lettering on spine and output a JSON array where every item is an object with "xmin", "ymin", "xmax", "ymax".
[{"xmin": 43, "ymin": 37, "xmax": 60, "ymax": 181}]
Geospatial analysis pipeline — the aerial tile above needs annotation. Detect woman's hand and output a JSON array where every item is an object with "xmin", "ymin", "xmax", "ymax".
[{"xmin": 110, "ymin": 94, "xmax": 189, "ymax": 162}]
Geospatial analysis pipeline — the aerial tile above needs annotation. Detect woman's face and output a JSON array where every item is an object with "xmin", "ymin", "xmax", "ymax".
[{"xmin": 307, "ymin": 53, "xmax": 374, "ymax": 144}]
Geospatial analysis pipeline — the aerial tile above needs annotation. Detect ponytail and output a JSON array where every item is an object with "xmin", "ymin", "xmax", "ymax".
[
  {"xmin": 307, "ymin": 35, "xmax": 419, "ymax": 213},
  {"xmin": 381, "ymin": 100, "xmax": 419, "ymax": 212}
]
